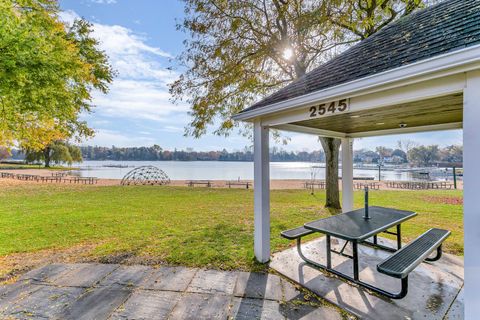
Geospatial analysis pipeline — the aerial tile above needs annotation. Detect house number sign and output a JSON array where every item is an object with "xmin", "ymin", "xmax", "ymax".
[{"xmin": 308, "ymin": 99, "xmax": 349, "ymax": 118}]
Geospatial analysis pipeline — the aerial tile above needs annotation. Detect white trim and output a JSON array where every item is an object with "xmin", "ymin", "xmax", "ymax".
[
  {"xmin": 261, "ymin": 74, "xmax": 465, "ymax": 127},
  {"xmin": 341, "ymin": 138, "xmax": 354, "ymax": 212},
  {"xmin": 273, "ymin": 124, "xmax": 346, "ymax": 138},
  {"xmin": 273, "ymin": 122, "xmax": 462, "ymax": 139},
  {"xmin": 233, "ymin": 44, "xmax": 480, "ymax": 121},
  {"xmin": 348, "ymin": 122, "xmax": 462, "ymax": 138},
  {"xmin": 253, "ymin": 121, "xmax": 270, "ymax": 263},
  {"xmin": 463, "ymin": 70, "xmax": 480, "ymax": 319}
]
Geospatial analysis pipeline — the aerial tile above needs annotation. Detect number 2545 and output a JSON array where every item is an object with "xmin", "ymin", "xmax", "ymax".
[{"xmin": 309, "ymin": 99, "xmax": 348, "ymax": 117}]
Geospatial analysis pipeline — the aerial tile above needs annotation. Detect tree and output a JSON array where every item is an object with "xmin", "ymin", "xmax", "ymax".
[
  {"xmin": 391, "ymin": 149, "xmax": 407, "ymax": 163},
  {"xmin": 0, "ymin": 147, "xmax": 10, "ymax": 160},
  {"xmin": 407, "ymin": 145, "xmax": 439, "ymax": 167},
  {"xmin": 439, "ymin": 145, "xmax": 462, "ymax": 164},
  {"xmin": 172, "ymin": 0, "xmax": 429, "ymax": 209},
  {"xmin": 25, "ymin": 141, "xmax": 83, "ymax": 167},
  {"xmin": 0, "ymin": 0, "xmax": 113, "ymax": 149},
  {"xmin": 375, "ymin": 146, "xmax": 393, "ymax": 162}
]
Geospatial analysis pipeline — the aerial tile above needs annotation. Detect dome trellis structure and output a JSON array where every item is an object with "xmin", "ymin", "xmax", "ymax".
[{"xmin": 121, "ymin": 166, "xmax": 170, "ymax": 186}]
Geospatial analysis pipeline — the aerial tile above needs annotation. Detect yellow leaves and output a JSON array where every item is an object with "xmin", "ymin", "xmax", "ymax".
[
  {"xmin": 18, "ymin": 118, "xmax": 68, "ymax": 152},
  {"xmin": 0, "ymin": 0, "xmax": 113, "ymax": 149}
]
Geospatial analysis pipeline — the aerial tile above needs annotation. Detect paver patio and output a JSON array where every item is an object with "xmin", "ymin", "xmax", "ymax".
[
  {"xmin": 271, "ymin": 237, "xmax": 464, "ymax": 320},
  {"xmin": 0, "ymin": 263, "xmax": 348, "ymax": 319}
]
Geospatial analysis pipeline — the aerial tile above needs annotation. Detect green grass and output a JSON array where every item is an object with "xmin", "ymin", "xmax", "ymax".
[
  {"xmin": 0, "ymin": 163, "xmax": 77, "ymax": 170},
  {"xmin": 0, "ymin": 184, "xmax": 463, "ymax": 273}
]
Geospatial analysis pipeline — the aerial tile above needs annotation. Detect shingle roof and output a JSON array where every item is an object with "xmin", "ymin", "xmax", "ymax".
[{"xmin": 240, "ymin": 0, "xmax": 480, "ymax": 114}]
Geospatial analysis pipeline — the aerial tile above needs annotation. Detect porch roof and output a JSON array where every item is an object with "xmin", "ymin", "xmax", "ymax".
[{"xmin": 235, "ymin": 0, "xmax": 480, "ymax": 123}]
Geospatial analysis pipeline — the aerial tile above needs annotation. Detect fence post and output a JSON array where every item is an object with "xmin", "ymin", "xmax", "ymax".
[{"xmin": 453, "ymin": 166, "xmax": 457, "ymax": 189}]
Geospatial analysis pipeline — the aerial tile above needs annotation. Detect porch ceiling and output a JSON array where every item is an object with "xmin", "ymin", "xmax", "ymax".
[{"xmin": 291, "ymin": 93, "xmax": 463, "ymax": 134}]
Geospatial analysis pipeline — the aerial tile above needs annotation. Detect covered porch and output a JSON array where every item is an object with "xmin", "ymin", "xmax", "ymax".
[{"xmin": 232, "ymin": 1, "xmax": 480, "ymax": 317}]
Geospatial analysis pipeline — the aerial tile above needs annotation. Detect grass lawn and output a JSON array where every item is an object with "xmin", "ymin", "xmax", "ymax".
[
  {"xmin": 0, "ymin": 163, "xmax": 77, "ymax": 170},
  {"xmin": 0, "ymin": 184, "xmax": 463, "ymax": 275}
]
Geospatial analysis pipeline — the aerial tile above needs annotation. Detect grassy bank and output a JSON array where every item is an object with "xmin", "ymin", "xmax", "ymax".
[
  {"xmin": 0, "ymin": 184, "xmax": 463, "ymax": 273},
  {"xmin": 0, "ymin": 163, "xmax": 77, "ymax": 170}
]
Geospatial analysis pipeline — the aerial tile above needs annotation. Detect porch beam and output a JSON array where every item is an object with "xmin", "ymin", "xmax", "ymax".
[
  {"xmin": 253, "ymin": 120, "xmax": 270, "ymax": 263},
  {"xmin": 273, "ymin": 124, "xmax": 346, "ymax": 138},
  {"xmin": 341, "ymin": 138, "xmax": 354, "ymax": 212},
  {"xmin": 463, "ymin": 70, "xmax": 480, "ymax": 319},
  {"xmin": 348, "ymin": 122, "xmax": 462, "ymax": 138}
]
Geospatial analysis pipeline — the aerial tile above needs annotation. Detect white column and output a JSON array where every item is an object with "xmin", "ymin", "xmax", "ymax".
[
  {"xmin": 253, "ymin": 120, "xmax": 270, "ymax": 263},
  {"xmin": 463, "ymin": 70, "xmax": 480, "ymax": 319},
  {"xmin": 341, "ymin": 138, "xmax": 354, "ymax": 212}
]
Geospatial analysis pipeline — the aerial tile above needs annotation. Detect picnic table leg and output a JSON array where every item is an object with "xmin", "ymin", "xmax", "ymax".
[
  {"xmin": 396, "ymin": 224, "xmax": 402, "ymax": 249},
  {"xmin": 352, "ymin": 241, "xmax": 359, "ymax": 280},
  {"xmin": 326, "ymin": 235, "xmax": 331, "ymax": 269}
]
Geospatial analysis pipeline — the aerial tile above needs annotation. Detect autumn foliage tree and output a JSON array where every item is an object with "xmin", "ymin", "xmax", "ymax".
[
  {"xmin": 0, "ymin": 0, "xmax": 114, "ymax": 155},
  {"xmin": 171, "ymin": 0, "xmax": 430, "ymax": 209}
]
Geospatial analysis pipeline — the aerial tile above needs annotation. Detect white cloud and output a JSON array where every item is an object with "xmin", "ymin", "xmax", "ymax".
[
  {"xmin": 83, "ymin": 129, "xmax": 155, "ymax": 147},
  {"xmin": 59, "ymin": 10, "xmax": 186, "ymax": 125}
]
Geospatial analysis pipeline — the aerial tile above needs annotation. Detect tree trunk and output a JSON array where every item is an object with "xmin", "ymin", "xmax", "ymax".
[
  {"xmin": 320, "ymin": 137, "xmax": 341, "ymax": 209},
  {"xmin": 43, "ymin": 146, "xmax": 51, "ymax": 168}
]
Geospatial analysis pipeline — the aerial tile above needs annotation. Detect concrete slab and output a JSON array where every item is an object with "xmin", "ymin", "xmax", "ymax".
[
  {"xmin": 168, "ymin": 292, "xmax": 232, "ymax": 320},
  {"xmin": 0, "ymin": 263, "xmax": 348, "ymax": 319},
  {"xmin": 271, "ymin": 236, "xmax": 464, "ymax": 320},
  {"xmin": 140, "ymin": 266, "xmax": 197, "ymax": 292},
  {"xmin": 48, "ymin": 263, "xmax": 119, "ymax": 287},
  {"xmin": 20, "ymin": 263, "xmax": 70, "ymax": 282},
  {"xmin": 59, "ymin": 285, "xmax": 132, "ymax": 320},
  {"xmin": 1, "ymin": 284, "xmax": 84, "ymax": 319},
  {"xmin": 99, "ymin": 265, "xmax": 152, "ymax": 287},
  {"xmin": 445, "ymin": 287, "xmax": 464, "ymax": 319},
  {"xmin": 229, "ymin": 297, "xmax": 285, "ymax": 320},
  {"xmin": 234, "ymin": 272, "xmax": 283, "ymax": 301},
  {"xmin": 110, "ymin": 290, "xmax": 181, "ymax": 320},
  {"xmin": 186, "ymin": 269, "xmax": 238, "ymax": 295}
]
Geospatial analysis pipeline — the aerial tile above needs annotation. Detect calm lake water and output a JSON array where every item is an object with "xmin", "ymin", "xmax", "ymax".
[{"xmin": 74, "ymin": 161, "xmax": 456, "ymax": 181}]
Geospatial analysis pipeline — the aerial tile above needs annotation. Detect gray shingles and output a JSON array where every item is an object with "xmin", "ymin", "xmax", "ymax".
[{"xmin": 242, "ymin": 0, "xmax": 480, "ymax": 113}]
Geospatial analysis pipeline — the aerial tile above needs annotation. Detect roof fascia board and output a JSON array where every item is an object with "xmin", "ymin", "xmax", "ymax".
[
  {"xmin": 233, "ymin": 44, "xmax": 480, "ymax": 121},
  {"xmin": 349, "ymin": 122, "xmax": 462, "ymax": 138}
]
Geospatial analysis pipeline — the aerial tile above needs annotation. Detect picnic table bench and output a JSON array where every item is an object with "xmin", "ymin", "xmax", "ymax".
[
  {"xmin": 186, "ymin": 180, "xmax": 212, "ymax": 187},
  {"xmin": 281, "ymin": 206, "xmax": 450, "ymax": 299},
  {"xmin": 226, "ymin": 181, "xmax": 250, "ymax": 189}
]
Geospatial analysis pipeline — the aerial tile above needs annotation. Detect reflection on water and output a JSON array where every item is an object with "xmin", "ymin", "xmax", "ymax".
[{"xmin": 73, "ymin": 161, "xmax": 457, "ymax": 181}]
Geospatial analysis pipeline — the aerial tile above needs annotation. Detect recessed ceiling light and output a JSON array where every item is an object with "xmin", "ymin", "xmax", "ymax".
[
  {"xmin": 376, "ymin": 122, "xmax": 385, "ymax": 125},
  {"xmin": 350, "ymin": 115, "xmax": 360, "ymax": 118}
]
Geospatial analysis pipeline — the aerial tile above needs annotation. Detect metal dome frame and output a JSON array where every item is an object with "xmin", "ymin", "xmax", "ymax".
[{"xmin": 120, "ymin": 165, "xmax": 170, "ymax": 186}]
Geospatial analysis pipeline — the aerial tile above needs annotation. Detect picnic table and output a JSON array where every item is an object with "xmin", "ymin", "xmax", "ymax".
[
  {"xmin": 226, "ymin": 181, "xmax": 251, "ymax": 189},
  {"xmin": 304, "ymin": 180, "xmax": 326, "ymax": 190},
  {"xmin": 282, "ymin": 206, "xmax": 450, "ymax": 299},
  {"xmin": 354, "ymin": 181, "xmax": 380, "ymax": 190},
  {"xmin": 68, "ymin": 176, "xmax": 98, "ymax": 184},
  {"xmin": 186, "ymin": 180, "xmax": 212, "ymax": 187}
]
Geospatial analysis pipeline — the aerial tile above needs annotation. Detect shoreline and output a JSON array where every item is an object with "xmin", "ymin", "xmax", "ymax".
[{"xmin": 0, "ymin": 168, "xmax": 463, "ymax": 190}]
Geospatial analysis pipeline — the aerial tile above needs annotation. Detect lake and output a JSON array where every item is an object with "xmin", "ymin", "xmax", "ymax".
[{"xmin": 74, "ymin": 161, "xmax": 456, "ymax": 181}]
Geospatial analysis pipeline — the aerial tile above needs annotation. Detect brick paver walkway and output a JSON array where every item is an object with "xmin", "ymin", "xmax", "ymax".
[{"xmin": 0, "ymin": 263, "xmax": 347, "ymax": 319}]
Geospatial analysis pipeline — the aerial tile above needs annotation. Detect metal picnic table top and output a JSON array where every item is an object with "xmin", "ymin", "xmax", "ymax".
[{"xmin": 304, "ymin": 206, "xmax": 417, "ymax": 242}]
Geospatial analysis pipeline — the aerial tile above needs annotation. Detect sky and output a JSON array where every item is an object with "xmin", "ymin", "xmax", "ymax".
[{"xmin": 58, "ymin": 0, "xmax": 463, "ymax": 152}]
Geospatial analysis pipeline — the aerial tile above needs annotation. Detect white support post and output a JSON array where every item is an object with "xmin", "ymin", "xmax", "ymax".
[
  {"xmin": 463, "ymin": 70, "xmax": 480, "ymax": 319},
  {"xmin": 253, "ymin": 120, "xmax": 270, "ymax": 263},
  {"xmin": 341, "ymin": 138, "xmax": 354, "ymax": 212}
]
